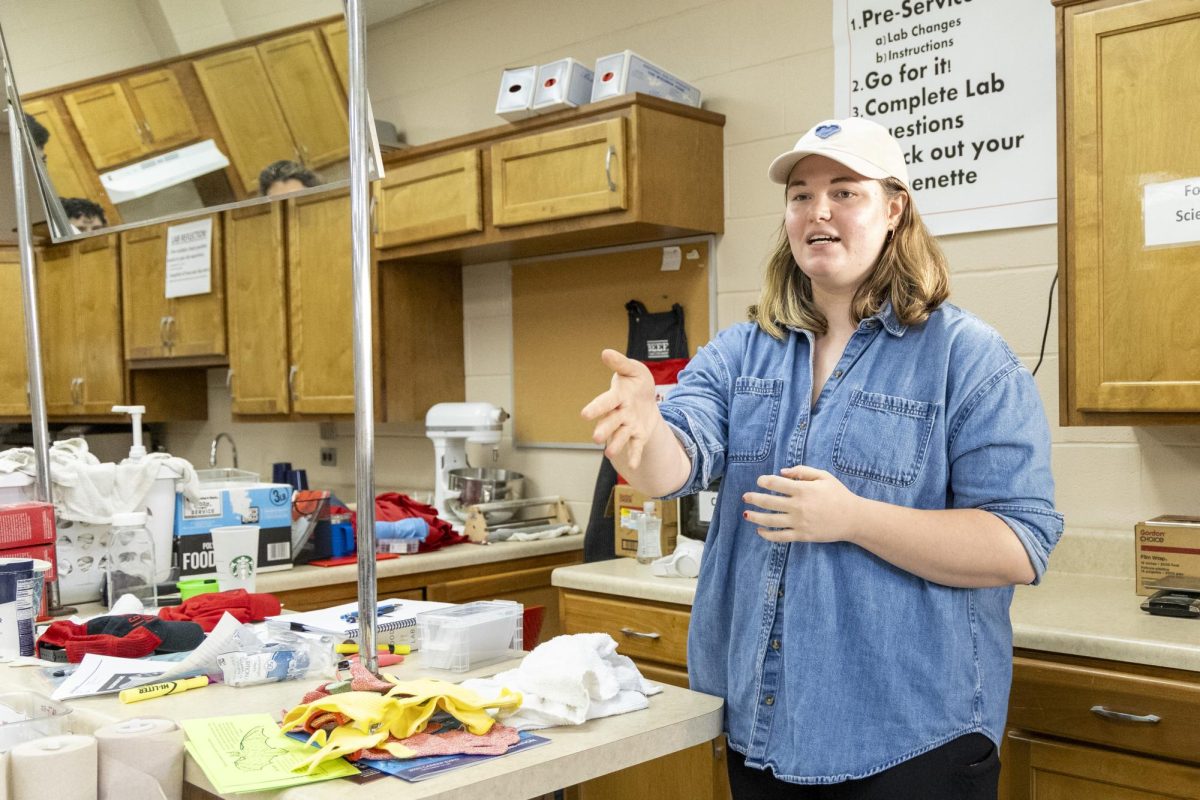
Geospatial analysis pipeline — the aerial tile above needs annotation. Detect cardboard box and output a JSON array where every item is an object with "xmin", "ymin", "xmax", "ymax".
[
  {"xmin": 590, "ymin": 50, "xmax": 701, "ymax": 108},
  {"xmin": 175, "ymin": 483, "xmax": 294, "ymax": 577},
  {"xmin": 532, "ymin": 58, "xmax": 594, "ymax": 113},
  {"xmin": 0, "ymin": 543, "xmax": 56, "ymax": 581},
  {"xmin": 0, "ymin": 502, "xmax": 56, "ymax": 548},
  {"xmin": 1134, "ymin": 515, "xmax": 1200, "ymax": 596},
  {"xmin": 613, "ymin": 484, "xmax": 678, "ymax": 559},
  {"xmin": 495, "ymin": 65, "xmax": 538, "ymax": 121}
]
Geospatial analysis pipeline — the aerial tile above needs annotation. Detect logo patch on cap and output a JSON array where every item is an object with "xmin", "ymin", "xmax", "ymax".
[{"xmin": 814, "ymin": 124, "xmax": 841, "ymax": 139}]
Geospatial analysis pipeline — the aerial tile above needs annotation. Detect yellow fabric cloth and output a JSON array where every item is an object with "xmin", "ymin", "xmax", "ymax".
[{"xmin": 282, "ymin": 678, "xmax": 523, "ymax": 772}]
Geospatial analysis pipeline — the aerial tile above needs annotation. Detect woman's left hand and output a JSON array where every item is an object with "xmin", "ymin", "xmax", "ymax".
[{"xmin": 743, "ymin": 465, "xmax": 864, "ymax": 543}]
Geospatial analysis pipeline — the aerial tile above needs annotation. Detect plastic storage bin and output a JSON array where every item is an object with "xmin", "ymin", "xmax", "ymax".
[
  {"xmin": 0, "ymin": 692, "xmax": 73, "ymax": 752},
  {"xmin": 417, "ymin": 600, "xmax": 523, "ymax": 672}
]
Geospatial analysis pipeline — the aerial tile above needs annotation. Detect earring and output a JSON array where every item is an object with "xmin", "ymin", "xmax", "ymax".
[{"xmin": 886, "ymin": 228, "xmax": 895, "ymax": 242}]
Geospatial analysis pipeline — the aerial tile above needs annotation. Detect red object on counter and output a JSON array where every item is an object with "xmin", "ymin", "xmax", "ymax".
[
  {"xmin": 0, "ymin": 502, "xmax": 56, "ymax": 547},
  {"xmin": 334, "ymin": 493, "xmax": 469, "ymax": 553},
  {"xmin": 308, "ymin": 553, "xmax": 398, "ymax": 567},
  {"xmin": 158, "ymin": 588, "xmax": 281, "ymax": 632}
]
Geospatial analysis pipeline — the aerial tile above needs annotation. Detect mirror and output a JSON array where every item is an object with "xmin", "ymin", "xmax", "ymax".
[{"xmin": 0, "ymin": 0, "xmax": 399, "ymax": 242}]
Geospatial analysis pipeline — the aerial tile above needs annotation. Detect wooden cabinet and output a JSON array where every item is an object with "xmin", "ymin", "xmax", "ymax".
[
  {"xmin": 1002, "ymin": 649, "xmax": 1200, "ymax": 798},
  {"xmin": 320, "ymin": 19, "xmax": 349, "ymax": 96},
  {"xmin": 20, "ymin": 98, "xmax": 117, "ymax": 225},
  {"xmin": 120, "ymin": 219, "xmax": 225, "ymax": 362},
  {"xmin": 0, "ymin": 248, "xmax": 30, "ymax": 416},
  {"xmin": 194, "ymin": 29, "xmax": 346, "ymax": 196},
  {"xmin": 559, "ymin": 588, "xmax": 730, "ymax": 800},
  {"xmin": 35, "ymin": 236, "xmax": 124, "ymax": 415},
  {"xmin": 1056, "ymin": 0, "xmax": 1200, "ymax": 424},
  {"xmin": 374, "ymin": 95, "xmax": 724, "ymax": 264},
  {"xmin": 124, "ymin": 70, "xmax": 201, "ymax": 153}
]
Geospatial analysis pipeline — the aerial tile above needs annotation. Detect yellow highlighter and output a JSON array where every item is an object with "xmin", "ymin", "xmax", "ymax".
[
  {"xmin": 334, "ymin": 642, "xmax": 410, "ymax": 655},
  {"xmin": 119, "ymin": 675, "xmax": 209, "ymax": 704}
]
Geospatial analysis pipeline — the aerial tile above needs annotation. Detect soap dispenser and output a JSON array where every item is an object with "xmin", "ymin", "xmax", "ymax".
[{"xmin": 113, "ymin": 405, "xmax": 180, "ymax": 583}]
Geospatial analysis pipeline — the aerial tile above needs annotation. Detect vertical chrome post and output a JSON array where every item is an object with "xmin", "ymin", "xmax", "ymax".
[
  {"xmin": 346, "ymin": 0, "xmax": 378, "ymax": 674},
  {"xmin": 8, "ymin": 103, "xmax": 60, "ymax": 611}
]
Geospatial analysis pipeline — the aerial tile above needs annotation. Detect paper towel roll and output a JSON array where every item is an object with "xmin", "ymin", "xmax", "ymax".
[
  {"xmin": 11, "ymin": 734, "xmax": 97, "ymax": 800},
  {"xmin": 93, "ymin": 718, "xmax": 182, "ymax": 800},
  {"xmin": 1, "ymin": 749, "xmax": 10, "ymax": 800}
]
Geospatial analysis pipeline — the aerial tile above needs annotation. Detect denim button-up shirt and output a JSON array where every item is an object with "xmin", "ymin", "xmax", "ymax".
[{"xmin": 659, "ymin": 302, "xmax": 1062, "ymax": 784}]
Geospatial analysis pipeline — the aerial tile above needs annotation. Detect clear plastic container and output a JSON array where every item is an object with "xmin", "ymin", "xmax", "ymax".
[
  {"xmin": 106, "ymin": 511, "xmax": 157, "ymax": 608},
  {"xmin": 637, "ymin": 501, "xmax": 662, "ymax": 564},
  {"xmin": 417, "ymin": 600, "xmax": 523, "ymax": 672},
  {"xmin": 0, "ymin": 692, "xmax": 73, "ymax": 753}
]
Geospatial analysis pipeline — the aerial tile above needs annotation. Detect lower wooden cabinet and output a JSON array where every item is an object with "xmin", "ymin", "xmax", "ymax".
[
  {"xmin": 558, "ymin": 588, "xmax": 731, "ymax": 800},
  {"xmin": 1003, "ymin": 733, "xmax": 1200, "ymax": 799}
]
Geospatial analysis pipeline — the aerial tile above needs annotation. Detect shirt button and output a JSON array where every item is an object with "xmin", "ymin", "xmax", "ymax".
[
  {"xmin": 832, "ymin": 369, "xmax": 843, "ymax": 379},
  {"xmin": 798, "ymin": 420, "xmax": 807, "ymax": 430},
  {"xmin": 777, "ymin": 587, "xmax": 784, "ymax": 598},
  {"xmin": 764, "ymin": 695, "xmax": 775, "ymax": 706},
  {"xmin": 771, "ymin": 639, "xmax": 781, "ymax": 651}
]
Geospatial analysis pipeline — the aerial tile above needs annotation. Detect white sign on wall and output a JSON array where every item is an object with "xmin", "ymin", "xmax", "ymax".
[
  {"xmin": 832, "ymin": 0, "xmax": 1057, "ymax": 235},
  {"xmin": 1143, "ymin": 178, "xmax": 1200, "ymax": 248},
  {"xmin": 164, "ymin": 217, "xmax": 213, "ymax": 299}
]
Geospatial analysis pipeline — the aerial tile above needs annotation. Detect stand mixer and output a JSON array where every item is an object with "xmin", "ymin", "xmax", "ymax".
[{"xmin": 425, "ymin": 402, "xmax": 519, "ymax": 525}]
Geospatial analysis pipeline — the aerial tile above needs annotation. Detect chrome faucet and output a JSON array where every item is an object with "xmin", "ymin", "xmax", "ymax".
[{"xmin": 210, "ymin": 432, "xmax": 238, "ymax": 468}]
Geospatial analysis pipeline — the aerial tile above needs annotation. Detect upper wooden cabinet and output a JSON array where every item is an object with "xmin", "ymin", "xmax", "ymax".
[
  {"xmin": 320, "ymin": 20, "xmax": 349, "ymax": 96},
  {"xmin": 63, "ymin": 70, "xmax": 198, "ymax": 169},
  {"xmin": 35, "ymin": 236, "xmax": 125, "ymax": 416},
  {"xmin": 1057, "ymin": 0, "xmax": 1200, "ymax": 424},
  {"xmin": 373, "ymin": 95, "xmax": 725, "ymax": 264},
  {"xmin": 0, "ymin": 248, "xmax": 30, "ymax": 417},
  {"xmin": 258, "ymin": 30, "xmax": 349, "ymax": 168},
  {"xmin": 20, "ymin": 98, "xmax": 117, "ymax": 225},
  {"xmin": 119, "ymin": 219, "xmax": 226, "ymax": 362}
]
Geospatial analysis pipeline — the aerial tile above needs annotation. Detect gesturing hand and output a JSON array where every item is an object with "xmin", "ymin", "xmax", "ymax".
[
  {"xmin": 742, "ymin": 465, "xmax": 864, "ymax": 543},
  {"xmin": 580, "ymin": 349, "xmax": 659, "ymax": 471}
]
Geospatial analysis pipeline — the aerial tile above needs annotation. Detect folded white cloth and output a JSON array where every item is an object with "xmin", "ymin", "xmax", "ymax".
[
  {"xmin": 651, "ymin": 535, "xmax": 705, "ymax": 578},
  {"xmin": 0, "ymin": 440, "xmax": 200, "ymax": 523},
  {"xmin": 461, "ymin": 632, "xmax": 662, "ymax": 731}
]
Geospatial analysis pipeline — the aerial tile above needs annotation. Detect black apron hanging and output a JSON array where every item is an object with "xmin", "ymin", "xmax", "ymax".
[{"xmin": 582, "ymin": 299, "xmax": 689, "ymax": 562}]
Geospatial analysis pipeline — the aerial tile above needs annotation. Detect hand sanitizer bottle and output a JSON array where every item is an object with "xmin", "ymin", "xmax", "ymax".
[{"xmin": 637, "ymin": 501, "xmax": 662, "ymax": 564}]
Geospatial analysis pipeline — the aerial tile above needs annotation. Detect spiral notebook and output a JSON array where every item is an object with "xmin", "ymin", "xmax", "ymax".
[{"xmin": 269, "ymin": 598, "xmax": 453, "ymax": 647}]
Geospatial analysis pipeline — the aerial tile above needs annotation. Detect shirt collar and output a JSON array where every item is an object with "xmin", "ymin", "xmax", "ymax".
[{"xmin": 783, "ymin": 300, "xmax": 909, "ymax": 337}]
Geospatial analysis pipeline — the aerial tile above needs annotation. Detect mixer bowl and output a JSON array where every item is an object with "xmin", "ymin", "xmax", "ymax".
[{"xmin": 446, "ymin": 468, "xmax": 525, "ymax": 523}]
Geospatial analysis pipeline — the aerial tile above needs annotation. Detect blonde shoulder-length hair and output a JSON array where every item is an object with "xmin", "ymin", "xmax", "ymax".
[{"xmin": 750, "ymin": 178, "xmax": 949, "ymax": 338}]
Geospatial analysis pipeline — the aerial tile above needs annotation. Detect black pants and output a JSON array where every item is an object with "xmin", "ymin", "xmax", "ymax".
[{"xmin": 726, "ymin": 733, "xmax": 999, "ymax": 800}]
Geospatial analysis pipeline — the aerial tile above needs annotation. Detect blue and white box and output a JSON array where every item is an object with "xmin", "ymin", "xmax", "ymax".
[
  {"xmin": 532, "ymin": 58, "xmax": 595, "ymax": 113},
  {"xmin": 590, "ymin": 50, "xmax": 701, "ymax": 108},
  {"xmin": 175, "ymin": 483, "xmax": 293, "ymax": 577}
]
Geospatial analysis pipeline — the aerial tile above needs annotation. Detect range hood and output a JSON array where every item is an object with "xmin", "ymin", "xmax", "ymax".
[{"xmin": 100, "ymin": 139, "xmax": 230, "ymax": 204}]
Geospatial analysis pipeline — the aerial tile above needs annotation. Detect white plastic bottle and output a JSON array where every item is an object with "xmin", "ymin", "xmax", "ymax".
[
  {"xmin": 107, "ymin": 511, "xmax": 158, "ymax": 609},
  {"xmin": 637, "ymin": 501, "xmax": 662, "ymax": 564}
]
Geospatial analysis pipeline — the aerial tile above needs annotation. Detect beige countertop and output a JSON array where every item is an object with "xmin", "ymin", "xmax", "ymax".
[
  {"xmin": 2, "ymin": 638, "xmax": 721, "ymax": 799},
  {"xmin": 551, "ymin": 559, "xmax": 1200, "ymax": 674}
]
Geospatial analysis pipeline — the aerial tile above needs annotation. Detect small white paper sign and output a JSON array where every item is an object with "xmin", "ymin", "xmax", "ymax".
[
  {"xmin": 164, "ymin": 217, "xmax": 213, "ymax": 299},
  {"xmin": 1144, "ymin": 178, "xmax": 1200, "ymax": 248},
  {"xmin": 661, "ymin": 246, "xmax": 681, "ymax": 271}
]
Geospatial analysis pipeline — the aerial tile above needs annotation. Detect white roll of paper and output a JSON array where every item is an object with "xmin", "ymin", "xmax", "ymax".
[
  {"xmin": 93, "ymin": 717, "xmax": 183, "ymax": 800},
  {"xmin": 11, "ymin": 734, "xmax": 97, "ymax": 800}
]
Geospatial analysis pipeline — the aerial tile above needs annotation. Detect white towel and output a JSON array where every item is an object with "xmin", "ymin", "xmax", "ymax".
[{"xmin": 461, "ymin": 632, "xmax": 662, "ymax": 730}]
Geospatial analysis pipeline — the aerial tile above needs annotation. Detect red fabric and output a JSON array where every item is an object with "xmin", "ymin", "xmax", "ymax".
[
  {"xmin": 337, "ymin": 493, "xmax": 468, "ymax": 553},
  {"xmin": 308, "ymin": 553, "xmax": 398, "ymax": 567},
  {"xmin": 37, "ymin": 619, "xmax": 162, "ymax": 662},
  {"xmin": 158, "ymin": 589, "xmax": 281, "ymax": 632}
]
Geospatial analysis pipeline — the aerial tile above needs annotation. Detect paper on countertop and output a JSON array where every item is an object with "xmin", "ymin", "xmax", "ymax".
[{"xmin": 182, "ymin": 713, "xmax": 358, "ymax": 793}]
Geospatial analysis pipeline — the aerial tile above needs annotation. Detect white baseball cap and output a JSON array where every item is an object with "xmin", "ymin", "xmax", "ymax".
[{"xmin": 767, "ymin": 117, "xmax": 909, "ymax": 188}]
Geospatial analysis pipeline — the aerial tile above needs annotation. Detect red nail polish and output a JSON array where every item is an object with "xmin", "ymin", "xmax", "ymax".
[{"xmin": 742, "ymin": 511, "xmax": 749, "ymax": 520}]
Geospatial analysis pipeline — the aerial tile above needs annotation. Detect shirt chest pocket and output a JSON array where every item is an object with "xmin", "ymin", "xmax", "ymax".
[
  {"xmin": 728, "ymin": 376, "xmax": 784, "ymax": 463},
  {"xmin": 833, "ymin": 390, "xmax": 938, "ymax": 486}
]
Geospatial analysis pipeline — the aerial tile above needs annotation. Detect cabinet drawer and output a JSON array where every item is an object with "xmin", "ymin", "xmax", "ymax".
[
  {"xmin": 560, "ymin": 591, "xmax": 689, "ymax": 667},
  {"xmin": 491, "ymin": 117, "xmax": 627, "ymax": 227},
  {"xmin": 375, "ymin": 149, "xmax": 482, "ymax": 248},
  {"xmin": 1008, "ymin": 655, "xmax": 1200, "ymax": 764}
]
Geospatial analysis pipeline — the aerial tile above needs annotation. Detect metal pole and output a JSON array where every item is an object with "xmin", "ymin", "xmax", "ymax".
[
  {"xmin": 346, "ymin": 0, "xmax": 378, "ymax": 675},
  {"xmin": 8, "ymin": 102, "xmax": 62, "ymax": 613}
]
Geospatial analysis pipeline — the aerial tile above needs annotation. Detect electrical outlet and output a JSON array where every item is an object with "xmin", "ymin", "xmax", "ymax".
[{"xmin": 320, "ymin": 447, "xmax": 337, "ymax": 467}]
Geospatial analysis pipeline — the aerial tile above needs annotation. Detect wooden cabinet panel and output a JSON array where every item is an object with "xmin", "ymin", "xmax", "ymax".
[
  {"xmin": 74, "ymin": 236, "xmax": 124, "ymax": 413},
  {"xmin": 63, "ymin": 82, "xmax": 146, "ymax": 168},
  {"xmin": 35, "ymin": 245, "xmax": 79, "ymax": 414},
  {"xmin": 1005, "ymin": 733, "xmax": 1200, "ymax": 800},
  {"xmin": 258, "ymin": 30, "xmax": 348, "ymax": 169},
  {"xmin": 169, "ymin": 222, "xmax": 226, "ymax": 359},
  {"xmin": 374, "ymin": 150, "xmax": 482, "ymax": 248},
  {"xmin": 320, "ymin": 20, "xmax": 349, "ymax": 96},
  {"xmin": 0, "ymin": 252, "xmax": 30, "ymax": 416},
  {"xmin": 1059, "ymin": 0, "xmax": 1200, "ymax": 420},
  {"xmin": 225, "ymin": 203, "xmax": 290, "ymax": 415},
  {"xmin": 491, "ymin": 118, "xmax": 628, "ymax": 227},
  {"xmin": 126, "ymin": 69, "xmax": 199, "ymax": 152},
  {"xmin": 288, "ymin": 191, "xmax": 354, "ymax": 414},
  {"xmin": 559, "ymin": 590, "xmax": 689, "ymax": 667},
  {"xmin": 21, "ymin": 98, "xmax": 113, "ymax": 224},
  {"xmin": 193, "ymin": 47, "xmax": 297, "ymax": 195}
]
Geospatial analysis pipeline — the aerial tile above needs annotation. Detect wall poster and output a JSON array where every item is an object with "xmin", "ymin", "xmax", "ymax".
[{"xmin": 833, "ymin": 0, "xmax": 1056, "ymax": 235}]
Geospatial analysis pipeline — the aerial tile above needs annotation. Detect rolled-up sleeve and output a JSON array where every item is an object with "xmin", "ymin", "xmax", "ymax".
[{"xmin": 947, "ymin": 361, "xmax": 1064, "ymax": 583}]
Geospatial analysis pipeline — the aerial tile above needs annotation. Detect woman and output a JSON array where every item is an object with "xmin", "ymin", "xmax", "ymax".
[{"xmin": 581, "ymin": 117, "xmax": 1062, "ymax": 798}]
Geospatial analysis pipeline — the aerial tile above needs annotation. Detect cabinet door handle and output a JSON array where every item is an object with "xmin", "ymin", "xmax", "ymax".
[
  {"xmin": 604, "ymin": 145, "xmax": 617, "ymax": 192},
  {"xmin": 226, "ymin": 368, "xmax": 234, "ymax": 390},
  {"xmin": 142, "ymin": 120, "xmax": 154, "ymax": 141},
  {"xmin": 300, "ymin": 144, "xmax": 310, "ymax": 164},
  {"xmin": 166, "ymin": 316, "xmax": 176, "ymax": 348},
  {"xmin": 1090, "ymin": 705, "xmax": 1161, "ymax": 724},
  {"xmin": 70, "ymin": 377, "xmax": 80, "ymax": 405},
  {"xmin": 619, "ymin": 626, "xmax": 660, "ymax": 640},
  {"xmin": 76, "ymin": 377, "xmax": 85, "ymax": 405},
  {"xmin": 288, "ymin": 364, "xmax": 299, "ymax": 400},
  {"xmin": 160, "ymin": 316, "xmax": 169, "ymax": 348},
  {"xmin": 370, "ymin": 195, "xmax": 378, "ymax": 235}
]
